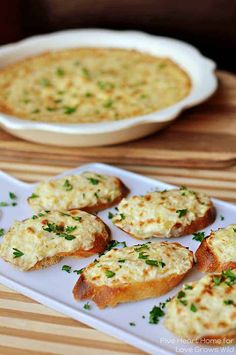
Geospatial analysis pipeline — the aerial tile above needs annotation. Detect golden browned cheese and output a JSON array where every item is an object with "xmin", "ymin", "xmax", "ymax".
[{"xmin": 0, "ymin": 48, "xmax": 191, "ymax": 123}]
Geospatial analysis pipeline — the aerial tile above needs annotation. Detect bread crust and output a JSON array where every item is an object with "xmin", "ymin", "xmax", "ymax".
[
  {"xmin": 115, "ymin": 203, "xmax": 216, "ymax": 240},
  {"xmin": 196, "ymin": 230, "xmax": 236, "ymax": 273},
  {"xmin": 70, "ymin": 178, "xmax": 129, "ymax": 213},
  {"xmin": 73, "ymin": 242, "xmax": 194, "ymax": 308},
  {"xmin": 73, "ymin": 270, "xmax": 191, "ymax": 309}
]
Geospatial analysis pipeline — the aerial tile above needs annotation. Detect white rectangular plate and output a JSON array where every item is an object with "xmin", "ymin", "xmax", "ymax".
[{"xmin": 0, "ymin": 163, "xmax": 235, "ymax": 355}]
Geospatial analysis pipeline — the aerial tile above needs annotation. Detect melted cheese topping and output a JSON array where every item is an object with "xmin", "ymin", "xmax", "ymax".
[
  {"xmin": 112, "ymin": 188, "xmax": 211, "ymax": 239},
  {"xmin": 83, "ymin": 242, "xmax": 193, "ymax": 286},
  {"xmin": 28, "ymin": 172, "xmax": 122, "ymax": 212},
  {"xmin": 0, "ymin": 48, "xmax": 191, "ymax": 123},
  {"xmin": 0, "ymin": 210, "xmax": 108, "ymax": 271},
  {"xmin": 207, "ymin": 225, "xmax": 236, "ymax": 263},
  {"xmin": 164, "ymin": 270, "xmax": 236, "ymax": 339}
]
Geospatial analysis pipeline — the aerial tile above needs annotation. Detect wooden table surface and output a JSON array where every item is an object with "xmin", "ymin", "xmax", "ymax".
[{"xmin": 0, "ymin": 70, "xmax": 236, "ymax": 355}]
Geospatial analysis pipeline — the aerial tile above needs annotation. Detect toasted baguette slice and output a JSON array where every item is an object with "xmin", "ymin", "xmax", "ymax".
[
  {"xmin": 0, "ymin": 209, "xmax": 110, "ymax": 271},
  {"xmin": 164, "ymin": 269, "xmax": 236, "ymax": 346},
  {"xmin": 196, "ymin": 224, "xmax": 236, "ymax": 272},
  {"xmin": 73, "ymin": 241, "xmax": 194, "ymax": 308},
  {"xmin": 112, "ymin": 187, "xmax": 215, "ymax": 239},
  {"xmin": 28, "ymin": 171, "xmax": 129, "ymax": 213}
]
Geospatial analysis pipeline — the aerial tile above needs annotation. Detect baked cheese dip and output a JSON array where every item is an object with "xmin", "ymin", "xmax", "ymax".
[
  {"xmin": 164, "ymin": 269, "xmax": 236, "ymax": 342},
  {"xmin": 28, "ymin": 171, "xmax": 129, "ymax": 213},
  {"xmin": 0, "ymin": 210, "xmax": 110, "ymax": 271},
  {"xmin": 0, "ymin": 48, "xmax": 191, "ymax": 123},
  {"xmin": 112, "ymin": 187, "xmax": 215, "ymax": 239}
]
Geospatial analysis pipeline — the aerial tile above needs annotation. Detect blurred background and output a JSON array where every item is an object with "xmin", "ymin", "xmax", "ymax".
[{"xmin": 1, "ymin": 0, "xmax": 235, "ymax": 72}]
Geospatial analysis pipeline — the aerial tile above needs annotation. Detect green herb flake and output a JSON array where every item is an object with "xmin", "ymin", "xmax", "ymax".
[
  {"xmin": 87, "ymin": 177, "xmax": 100, "ymax": 185},
  {"xmin": 138, "ymin": 251, "xmax": 148, "ymax": 259},
  {"xmin": 72, "ymin": 216, "xmax": 82, "ymax": 222},
  {"xmin": 40, "ymin": 78, "xmax": 50, "ymax": 87},
  {"xmin": 81, "ymin": 67, "xmax": 90, "ymax": 78},
  {"xmin": 0, "ymin": 202, "xmax": 8, "ymax": 207},
  {"xmin": 134, "ymin": 244, "xmax": 149, "ymax": 252},
  {"xmin": 149, "ymin": 305, "xmax": 165, "ymax": 324},
  {"xmin": 12, "ymin": 202, "xmax": 17, "ymax": 207},
  {"xmin": 129, "ymin": 322, "xmax": 136, "ymax": 326},
  {"xmin": 63, "ymin": 179, "xmax": 73, "ymax": 191},
  {"xmin": 180, "ymin": 300, "xmax": 188, "ymax": 306},
  {"xmin": 9, "ymin": 192, "xmax": 17, "ymax": 200},
  {"xmin": 177, "ymin": 290, "xmax": 186, "ymax": 299},
  {"xmin": 108, "ymin": 212, "xmax": 114, "ymax": 219},
  {"xmin": 190, "ymin": 303, "xmax": 197, "ymax": 312},
  {"xmin": 224, "ymin": 299, "xmax": 234, "ymax": 305},
  {"xmin": 233, "ymin": 228, "xmax": 236, "ymax": 232},
  {"xmin": 103, "ymin": 98, "xmax": 113, "ymax": 108},
  {"xmin": 184, "ymin": 284, "xmax": 193, "ymax": 290},
  {"xmin": 176, "ymin": 209, "xmax": 188, "ymax": 218},
  {"xmin": 192, "ymin": 232, "xmax": 205, "ymax": 242},
  {"xmin": 56, "ymin": 68, "xmax": 65, "ymax": 76},
  {"xmin": 13, "ymin": 248, "xmax": 24, "ymax": 258},
  {"xmin": 213, "ymin": 276, "xmax": 222, "ymax": 286},
  {"xmin": 30, "ymin": 193, "xmax": 39, "ymax": 199},
  {"xmin": 220, "ymin": 215, "xmax": 225, "ymax": 221},
  {"xmin": 105, "ymin": 270, "xmax": 116, "ymax": 278},
  {"xmin": 62, "ymin": 265, "xmax": 71, "ymax": 273},
  {"xmin": 64, "ymin": 106, "xmax": 77, "ymax": 115},
  {"xmin": 59, "ymin": 233, "xmax": 76, "ymax": 241},
  {"xmin": 118, "ymin": 259, "xmax": 126, "ymax": 263},
  {"xmin": 73, "ymin": 268, "xmax": 84, "ymax": 275},
  {"xmin": 32, "ymin": 215, "xmax": 38, "ymax": 220},
  {"xmin": 65, "ymin": 226, "xmax": 77, "ymax": 233},
  {"xmin": 145, "ymin": 259, "xmax": 165, "ymax": 267},
  {"xmin": 83, "ymin": 302, "xmax": 91, "ymax": 310},
  {"xmin": 120, "ymin": 213, "xmax": 125, "ymax": 220},
  {"xmin": 0, "ymin": 228, "xmax": 5, "ymax": 237}
]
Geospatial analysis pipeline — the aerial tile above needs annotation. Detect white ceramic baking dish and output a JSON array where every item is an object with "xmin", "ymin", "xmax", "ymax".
[{"xmin": 0, "ymin": 29, "xmax": 217, "ymax": 147}]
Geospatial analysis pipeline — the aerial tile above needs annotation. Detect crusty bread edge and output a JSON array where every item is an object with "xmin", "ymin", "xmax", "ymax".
[
  {"xmin": 113, "ymin": 203, "xmax": 216, "ymax": 240},
  {"xmin": 73, "ymin": 245, "xmax": 194, "ymax": 308},
  {"xmin": 195, "ymin": 231, "xmax": 236, "ymax": 273},
  {"xmin": 195, "ymin": 329, "xmax": 236, "ymax": 347}
]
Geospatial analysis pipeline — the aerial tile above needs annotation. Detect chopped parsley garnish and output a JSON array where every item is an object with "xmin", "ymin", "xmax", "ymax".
[
  {"xmin": 184, "ymin": 284, "xmax": 193, "ymax": 290},
  {"xmin": 63, "ymin": 179, "xmax": 73, "ymax": 191},
  {"xmin": 145, "ymin": 259, "xmax": 165, "ymax": 267},
  {"xmin": 83, "ymin": 302, "xmax": 91, "ymax": 310},
  {"xmin": 84, "ymin": 92, "xmax": 93, "ymax": 97},
  {"xmin": 190, "ymin": 303, "xmax": 197, "ymax": 312},
  {"xmin": 9, "ymin": 192, "xmax": 17, "ymax": 200},
  {"xmin": 108, "ymin": 212, "xmax": 114, "ymax": 219},
  {"xmin": 0, "ymin": 202, "xmax": 8, "ymax": 207},
  {"xmin": 220, "ymin": 215, "xmax": 225, "ymax": 221},
  {"xmin": 72, "ymin": 216, "xmax": 82, "ymax": 222},
  {"xmin": 149, "ymin": 305, "xmax": 165, "ymax": 324},
  {"xmin": 56, "ymin": 68, "xmax": 65, "ymax": 76},
  {"xmin": 73, "ymin": 268, "xmax": 84, "ymax": 275},
  {"xmin": 32, "ymin": 109, "xmax": 40, "ymax": 114},
  {"xmin": 99, "ymin": 240, "xmax": 127, "ymax": 256},
  {"xmin": 134, "ymin": 244, "xmax": 150, "ymax": 252},
  {"xmin": 30, "ymin": 193, "xmax": 39, "ymax": 199},
  {"xmin": 224, "ymin": 299, "xmax": 234, "ymax": 305},
  {"xmin": 32, "ymin": 215, "xmax": 38, "ymax": 220},
  {"xmin": 223, "ymin": 269, "xmax": 236, "ymax": 286},
  {"xmin": 120, "ymin": 213, "xmax": 125, "ymax": 220},
  {"xmin": 64, "ymin": 106, "xmax": 77, "ymax": 115},
  {"xmin": 0, "ymin": 228, "xmax": 5, "ymax": 237},
  {"xmin": 40, "ymin": 78, "xmax": 50, "ymax": 87},
  {"xmin": 38, "ymin": 212, "xmax": 45, "ymax": 217},
  {"xmin": 13, "ymin": 248, "xmax": 24, "ymax": 258},
  {"xmin": 176, "ymin": 209, "xmax": 188, "ymax": 218},
  {"xmin": 97, "ymin": 81, "xmax": 114, "ymax": 90},
  {"xmin": 62, "ymin": 265, "xmax": 71, "ymax": 273},
  {"xmin": 103, "ymin": 98, "xmax": 113, "ymax": 108},
  {"xmin": 118, "ymin": 259, "xmax": 126, "ymax": 263},
  {"xmin": 179, "ymin": 300, "xmax": 188, "ymax": 306},
  {"xmin": 105, "ymin": 270, "xmax": 116, "ymax": 278},
  {"xmin": 138, "ymin": 251, "xmax": 148, "ymax": 259},
  {"xmin": 12, "ymin": 202, "xmax": 17, "ymax": 207},
  {"xmin": 81, "ymin": 67, "xmax": 90, "ymax": 78},
  {"xmin": 177, "ymin": 290, "xmax": 186, "ymax": 299},
  {"xmin": 192, "ymin": 232, "xmax": 205, "ymax": 242},
  {"xmin": 65, "ymin": 226, "xmax": 77, "ymax": 233},
  {"xmin": 129, "ymin": 322, "xmax": 136, "ymax": 326},
  {"xmin": 87, "ymin": 177, "xmax": 100, "ymax": 185},
  {"xmin": 213, "ymin": 276, "xmax": 222, "ymax": 286},
  {"xmin": 233, "ymin": 228, "xmax": 236, "ymax": 232},
  {"xmin": 58, "ymin": 233, "xmax": 76, "ymax": 241},
  {"xmin": 94, "ymin": 191, "xmax": 99, "ymax": 198}
]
